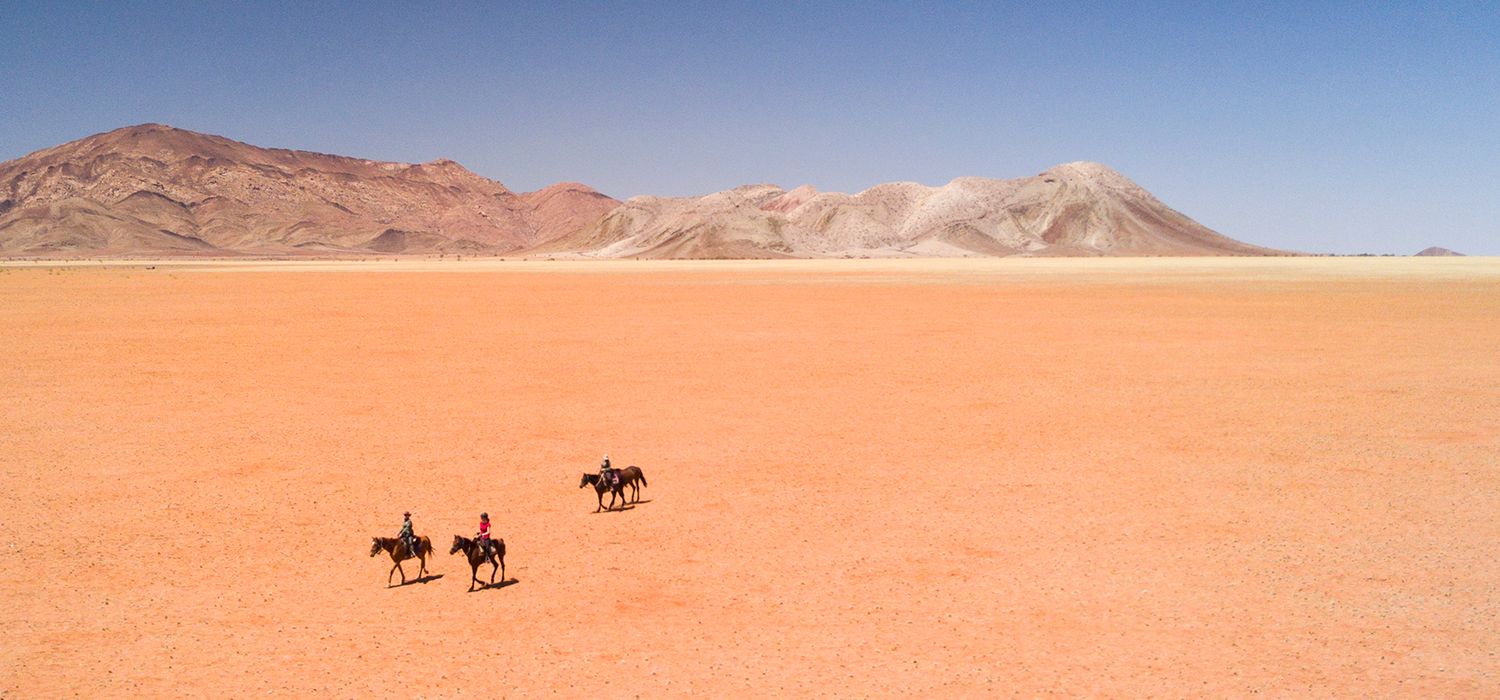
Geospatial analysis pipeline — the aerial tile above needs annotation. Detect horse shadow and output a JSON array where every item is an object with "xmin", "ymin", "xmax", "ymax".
[
  {"xmin": 390, "ymin": 573, "xmax": 444, "ymax": 588},
  {"xmin": 472, "ymin": 578, "xmax": 520, "ymax": 593},
  {"xmin": 594, "ymin": 505, "xmax": 637, "ymax": 514}
]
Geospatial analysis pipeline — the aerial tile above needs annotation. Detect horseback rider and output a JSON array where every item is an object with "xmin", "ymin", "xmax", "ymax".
[
  {"xmin": 600, "ymin": 453, "xmax": 618, "ymax": 487},
  {"xmin": 398, "ymin": 512, "xmax": 416, "ymax": 556},
  {"xmin": 476, "ymin": 512, "xmax": 492, "ymax": 558}
]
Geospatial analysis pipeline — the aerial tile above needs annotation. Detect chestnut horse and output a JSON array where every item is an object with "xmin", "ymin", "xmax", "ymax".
[
  {"xmin": 579, "ymin": 465, "xmax": 648, "ymax": 512},
  {"xmin": 369, "ymin": 536, "xmax": 433, "ymax": 586},
  {"xmin": 450, "ymin": 535, "xmax": 506, "ymax": 591}
]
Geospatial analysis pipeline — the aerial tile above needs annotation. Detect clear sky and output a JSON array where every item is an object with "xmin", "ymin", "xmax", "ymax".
[{"xmin": 2, "ymin": 2, "xmax": 1496, "ymax": 254}]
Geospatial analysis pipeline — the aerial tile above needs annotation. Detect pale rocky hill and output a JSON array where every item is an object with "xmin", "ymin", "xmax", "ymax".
[
  {"xmin": 545, "ymin": 161, "xmax": 1280, "ymax": 258},
  {"xmin": 0, "ymin": 124, "xmax": 618, "ymax": 256},
  {"xmin": 1414, "ymin": 246, "xmax": 1464, "ymax": 256}
]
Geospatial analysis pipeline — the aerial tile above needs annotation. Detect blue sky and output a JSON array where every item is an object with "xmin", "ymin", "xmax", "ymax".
[{"xmin": 2, "ymin": 2, "xmax": 1496, "ymax": 254}]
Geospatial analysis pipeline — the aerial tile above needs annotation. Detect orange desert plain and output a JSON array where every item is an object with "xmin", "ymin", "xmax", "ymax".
[{"xmin": 2, "ymin": 257, "xmax": 1498, "ymax": 697}]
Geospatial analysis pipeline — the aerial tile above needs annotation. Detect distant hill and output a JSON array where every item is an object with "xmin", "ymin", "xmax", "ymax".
[
  {"xmin": 0, "ymin": 124, "xmax": 618, "ymax": 256},
  {"xmin": 1415, "ymin": 246, "xmax": 1465, "ymax": 257},
  {"xmin": 2, "ymin": 125, "xmax": 1283, "ymax": 258},
  {"xmin": 543, "ymin": 162, "xmax": 1284, "ymax": 258}
]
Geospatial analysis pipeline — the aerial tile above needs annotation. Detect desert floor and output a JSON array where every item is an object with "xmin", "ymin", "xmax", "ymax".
[{"xmin": 2, "ymin": 258, "xmax": 1498, "ymax": 697}]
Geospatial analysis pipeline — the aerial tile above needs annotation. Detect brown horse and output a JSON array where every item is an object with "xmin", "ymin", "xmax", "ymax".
[
  {"xmin": 450, "ymin": 535, "xmax": 506, "ymax": 591},
  {"xmin": 579, "ymin": 465, "xmax": 648, "ymax": 512},
  {"xmin": 616, "ymin": 465, "xmax": 648, "ymax": 503},
  {"xmin": 369, "ymin": 536, "xmax": 433, "ymax": 586}
]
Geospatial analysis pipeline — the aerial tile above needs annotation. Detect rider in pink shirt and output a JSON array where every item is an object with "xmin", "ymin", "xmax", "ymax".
[{"xmin": 477, "ymin": 513, "xmax": 492, "ymax": 557}]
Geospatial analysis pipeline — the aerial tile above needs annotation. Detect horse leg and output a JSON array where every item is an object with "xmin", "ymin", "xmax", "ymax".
[
  {"xmin": 388, "ymin": 560, "xmax": 400, "ymax": 586},
  {"xmin": 596, "ymin": 490, "xmax": 604, "ymax": 513},
  {"xmin": 469, "ymin": 562, "xmax": 479, "ymax": 591},
  {"xmin": 489, "ymin": 556, "xmax": 497, "ymax": 585}
]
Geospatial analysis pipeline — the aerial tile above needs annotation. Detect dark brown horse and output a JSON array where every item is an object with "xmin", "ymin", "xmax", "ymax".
[
  {"xmin": 579, "ymin": 466, "xmax": 648, "ymax": 512},
  {"xmin": 616, "ymin": 465, "xmax": 648, "ymax": 503},
  {"xmin": 449, "ymin": 535, "xmax": 506, "ymax": 591},
  {"xmin": 369, "ymin": 536, "xmax": 433, "ymax": 586}
]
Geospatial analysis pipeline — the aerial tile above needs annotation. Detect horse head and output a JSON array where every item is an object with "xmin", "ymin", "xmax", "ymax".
[
  {"xmin": 450, "ymin": 535, "xmax": 466, "ymax": 555},
  {"xmin": 580, "ymin": 473, "xmax": 596, "ymax": 488},
  {"xmin": 369, "ymin": 538, "xmax": 384, "ymax": 557}
]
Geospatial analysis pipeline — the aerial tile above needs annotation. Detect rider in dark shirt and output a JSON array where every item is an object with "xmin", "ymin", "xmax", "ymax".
[{"xmin": 398, "ymin": 512, "xmax": 416, "ymax": 555}]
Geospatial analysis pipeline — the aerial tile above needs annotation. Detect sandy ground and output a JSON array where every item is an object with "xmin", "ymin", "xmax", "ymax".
[{"xmin": 2, "ymin": 258, "xmax": 1498, "ymax": 697}]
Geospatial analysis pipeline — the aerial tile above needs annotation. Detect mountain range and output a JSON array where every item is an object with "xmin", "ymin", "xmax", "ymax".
[{"xmin": 0, "ymin": 125, "xmax": 1281, "ymax": 258}]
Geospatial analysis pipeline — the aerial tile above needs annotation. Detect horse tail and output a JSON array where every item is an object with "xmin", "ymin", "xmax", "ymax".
[{"xmin": 636, "ymin": 467, "xmax": 647, "ymax": 488}]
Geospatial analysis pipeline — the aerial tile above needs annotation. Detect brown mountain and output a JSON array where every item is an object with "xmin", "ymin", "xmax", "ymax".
[
  {"xmin": 545, "ymin": 162, "xmax": 1281, "ymax": 258},
  {"xmin": 0, "ymin": 124, "xmax": 618, "ymax": 256}
]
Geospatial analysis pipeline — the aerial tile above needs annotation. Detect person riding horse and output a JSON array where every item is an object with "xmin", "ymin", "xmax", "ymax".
[
  {"xmin": 398, "ymin": 512, "xmax": 417, "ymax": 557},
  {"xmin": 600, "ymin": 454, "xmax": 618, "ymax": 487},
  {"xmin": 476, "ymin": 512, "xmax": 493, "ymax": 558}
]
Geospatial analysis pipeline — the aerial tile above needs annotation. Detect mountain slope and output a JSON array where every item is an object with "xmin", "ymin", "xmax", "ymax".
[
  {"xmin": 1, "ymin": 125, "xmax": 1280, "ymax": 258},
  {"xmin": 549, "ymin": 162, "xmax": 1280, "ymax": 258},
  {"xmin": 0, "ymin": 124, "xmax": 619, "ymax": 256}
]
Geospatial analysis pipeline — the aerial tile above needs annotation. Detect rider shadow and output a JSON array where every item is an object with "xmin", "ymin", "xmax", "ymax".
[
  {"xmin": 473, "ymin": 578, "xmax": 520, "ymax": 592},
  {"xmin": 391, "ymin": 573, "xmax": 444, "ymax": 588},
  {"xmin": 594, "ymin": 505, "xmax": 637, "ymax": 514}
]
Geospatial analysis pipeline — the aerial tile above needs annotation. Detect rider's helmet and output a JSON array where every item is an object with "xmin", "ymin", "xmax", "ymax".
[
  {"xmin": 480, "ymin": 512, "xmax": 489, "ymax": 520},
  {"xmin": 403, "ymin": 511, "xmax": 411, "ymax": 517}
]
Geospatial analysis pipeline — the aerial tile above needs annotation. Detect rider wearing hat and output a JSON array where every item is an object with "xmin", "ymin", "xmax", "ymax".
[
  {"xmin": 600, "ymin": 454, "xmax": 617, "ymax": 486},
  {"xmin": 398, "ymin": 512, "xmax": 416, "ymax": 556}
]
